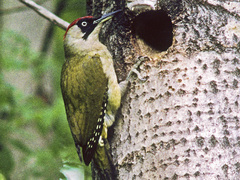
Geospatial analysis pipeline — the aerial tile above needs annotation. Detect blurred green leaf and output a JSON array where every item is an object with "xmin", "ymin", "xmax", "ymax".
[
  {"xmin": 0, "ymin": 145, "xmax": 14, "ymax": 178},
  {"xmin": 9, "ymin": 139, "xmax": 31, "ymax": 154},
  {"xmin": 0, "ymin": 173, "xmax": 6, "ymax": 180},
  {"xmin": 1, "ymin": 30, "xmax": 39, "ymax": 70}
]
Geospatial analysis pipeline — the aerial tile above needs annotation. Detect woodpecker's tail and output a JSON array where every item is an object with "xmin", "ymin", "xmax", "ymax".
[{"xmin": 92, "ymin": 139, "xmax": 116, "ymax": 179}]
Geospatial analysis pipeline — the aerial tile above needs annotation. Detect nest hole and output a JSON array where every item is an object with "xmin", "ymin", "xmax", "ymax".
[{"xmin": 132, "ymin": 10, "xmax": 173, "ymax": 51}]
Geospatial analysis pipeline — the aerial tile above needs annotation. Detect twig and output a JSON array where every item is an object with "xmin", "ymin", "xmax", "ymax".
[
  {"xmin": 0, "ymin": 0, "xmax": 48, "ymax": 15},
  {"xmin": 19, "ymin": 0, "xmax": 69, "ymax": 30}
]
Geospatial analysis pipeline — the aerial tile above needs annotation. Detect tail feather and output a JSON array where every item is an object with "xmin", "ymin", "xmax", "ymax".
[{"xmin": 92, "ymin": 139, "xmax": 116, "ymax": 179}]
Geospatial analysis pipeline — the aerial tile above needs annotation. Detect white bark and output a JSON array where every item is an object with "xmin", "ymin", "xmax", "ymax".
[{"xmin": 111, "ymin": 0, "xmax": 240, "ymax": 179}]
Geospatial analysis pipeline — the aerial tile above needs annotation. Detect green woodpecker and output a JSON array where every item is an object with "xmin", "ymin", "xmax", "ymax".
[
  {"xmin": 61, "ymin": 10, "xmax": 145, "ymax": 169},
  {"xmin": 61, "ymin": 10, "xmax": 122, "ymax": 166}
]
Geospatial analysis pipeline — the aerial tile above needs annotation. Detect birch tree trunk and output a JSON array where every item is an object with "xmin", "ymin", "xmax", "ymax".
[{"xmin": 87, "ymin": 0, "xmax": 240, "ymax": 179}]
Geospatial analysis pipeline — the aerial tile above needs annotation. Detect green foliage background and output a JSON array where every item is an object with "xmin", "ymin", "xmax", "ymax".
[{"xmin": 0, "ymin": 0, "xmax": 92, "ymax": 179}]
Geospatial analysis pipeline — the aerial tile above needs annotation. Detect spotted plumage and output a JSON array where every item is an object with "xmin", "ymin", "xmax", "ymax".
[{"xmin": 82, "ymin": 88, "xmax": 108, "ymax": 165}]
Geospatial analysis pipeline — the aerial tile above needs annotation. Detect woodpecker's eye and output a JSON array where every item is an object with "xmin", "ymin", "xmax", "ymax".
[
  {"xmin": 81, "ymin": 21, "xmax": 88, "ymax": 27},
  {"xmin": 77, "ymin": 18, "xmax": 93, "ymax": 30},
  {"xmin": 76, "ymin": 18, "xmax": 97, "ymax": 40}
]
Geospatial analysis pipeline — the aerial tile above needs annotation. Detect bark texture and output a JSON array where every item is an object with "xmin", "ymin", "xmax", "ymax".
[{"xmin": 89, "ymin": 0, "xmax": 240, "ymax": 179}]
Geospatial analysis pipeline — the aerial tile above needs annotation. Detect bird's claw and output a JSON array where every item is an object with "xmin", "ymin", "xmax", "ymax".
[
  {"xmin": 126, "ymin": 56, "xmax": 148, "ymax": 82},
  {"xmin": 130, "ymin": 68, "xmax": 147, "ymax": 82},
  {"xmin": 120, "ymin": 56, "xmax": 148, "ymax": 96},
  {"xmin": 98, "ymin": 136, "xmax": 104, "ymax": 147}
]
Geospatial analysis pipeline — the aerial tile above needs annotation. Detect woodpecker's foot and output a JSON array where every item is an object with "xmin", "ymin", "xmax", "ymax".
[
  {"xmin": 119, "ymin": 56, "xmax": 148, "ymax": 96},
  {"xmin": 98, "ymin": 123, "xmax": 108, "ymax": 147},
  {"xmin": 126, "ymin": 56, "xmax": 148, "ymax": 82},
  {"xmin": 129, "ymin": 68, "xmax": 146, "ymax": 82},
  {"xmin": 98, "ymin": 136, "xmax": 104, "ymax": 147}
]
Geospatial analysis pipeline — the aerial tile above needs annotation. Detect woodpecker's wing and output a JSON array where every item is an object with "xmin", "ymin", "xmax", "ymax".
[{"xmin": 61, "ymin": 54, "xmax": 108, "ymax": 165}]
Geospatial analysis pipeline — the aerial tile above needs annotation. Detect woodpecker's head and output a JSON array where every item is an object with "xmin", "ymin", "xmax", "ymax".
[{"xmin": 64, "ymin": 10, "xmax": 122, "ymax": 57}]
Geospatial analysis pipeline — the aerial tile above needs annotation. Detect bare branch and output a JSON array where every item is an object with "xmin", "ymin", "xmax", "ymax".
[
  {"xmin": 19, "ymin": 0, "xmax": 69, "ymax": 30},
  {"xmin": 0, "ymin": 0, "xmax": 48, "ymax": 15}
]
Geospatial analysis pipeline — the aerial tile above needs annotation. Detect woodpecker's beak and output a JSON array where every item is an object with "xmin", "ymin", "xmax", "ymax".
[{"xmin": 93, "ymin": 10, "xmax": 122, "ymax": 24}]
